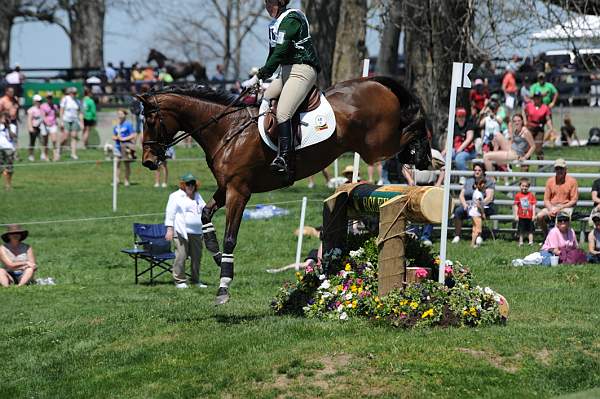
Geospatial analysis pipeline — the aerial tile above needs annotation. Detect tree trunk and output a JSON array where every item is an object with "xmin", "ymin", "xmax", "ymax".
[
  {"xmin": 377, "ymin": 0, "xmax": 402, "ymax": 76},
  {"xmin": 69, "ymin": 0, "xmax": 105, "ymax": 68},
  {"xmin": 331, "ymin": 0, "xmax": 367, "ymax": 84},
  {"xmin": 0, "ymin": 1, "xmax": 19, "ymax": 71},
  {"xmin": 303, "ymin": 0, "xmax": 341, "ymax": 88},
  {"xmin": 403, "ymin": 0, "xmax": 473, "ymax": 146}
]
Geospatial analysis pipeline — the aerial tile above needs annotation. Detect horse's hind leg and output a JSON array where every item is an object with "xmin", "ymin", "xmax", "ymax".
[
  {"xmin": 215, "ymin": 184, "xmax": 251, "ymax": 305},
  {"xmin": 202, "ymin": 189, "xmax": 225, "ymax": 267}
]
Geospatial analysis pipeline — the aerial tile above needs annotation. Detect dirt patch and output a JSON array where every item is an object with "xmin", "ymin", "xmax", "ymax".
[
  {"xmin": 457, "ymin": 348, "xmax": 522, "ymax": 373},
  {"xmin": 272, "ymin": 353, "xmax": 351, "ymax": 394},
  {"xmin": 533, "ymin": 348, "xmax": 553, "ymax": 366}
]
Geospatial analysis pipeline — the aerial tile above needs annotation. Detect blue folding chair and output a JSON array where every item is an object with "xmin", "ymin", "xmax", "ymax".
[{"xmin": 121, "ymin": 223, "xmax": 177, "ymax": 284}]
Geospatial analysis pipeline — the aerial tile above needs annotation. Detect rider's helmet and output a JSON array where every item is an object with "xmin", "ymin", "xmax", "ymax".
[{"xmin": 265, "ymin": 0, "xmax": 290, "ymax": 6}]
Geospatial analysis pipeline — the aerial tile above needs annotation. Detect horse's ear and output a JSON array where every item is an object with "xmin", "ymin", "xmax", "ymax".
[{"xmin": 134, "ymin": 94, "xmax": 148, "ymax": 105}]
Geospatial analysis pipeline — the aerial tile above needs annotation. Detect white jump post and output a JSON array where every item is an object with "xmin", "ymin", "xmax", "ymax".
[
  {"xmin": 352, "ymin": 58, "xmax": 370, "ymax": 183},
  {"xmin": 294, "ymin": 196, "xmax": 308, "ymax": 271},
  {"xmin": 112, "ymin": 156, "xmax": 118, "ymax": 212},
  {"xmin": 439, "ymin": 62, "xmax": 473, "ymax": 283}
]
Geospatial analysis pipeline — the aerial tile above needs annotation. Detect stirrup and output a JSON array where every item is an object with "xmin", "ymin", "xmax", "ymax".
[{"xmin": 270, "ymin": 156, "xmax": 288, "ymax": 174}]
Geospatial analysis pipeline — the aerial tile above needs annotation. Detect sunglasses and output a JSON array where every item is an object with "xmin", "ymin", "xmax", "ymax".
[{"xmin": 185, "ymin": 181, "xmax": 196, "ymax": 186}]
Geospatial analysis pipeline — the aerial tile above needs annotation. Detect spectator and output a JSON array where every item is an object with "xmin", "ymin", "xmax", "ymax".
[
  {"xmin": 483, "ymin": 114, "xmax": 535, "ymax": 173},
  {"xmin": 105, "ymin": 62, "xmax": 117, "ymax": 83},
  {"xmin": 59, "ymin": 87, "xmax": 83, "ymax": 160},
  {"xmin": 158, "ymin": 68, "xmax": 174, "ymax": 84},
  {"xmin": 155, "ymin": 147, "xmax": 174, "ymax": 188},
  {"xmin": 452, "ymin": 163, "xmax": 495, "ymax": 244},
  {"xmin": 444, "ymin": 107, "xmax": 476, "ymax": 171},
  {"xmin": 5, "ymin": 65, "xmax": 25, "ymax": 97},
  {"xmin": 40, "ymin": 93, "xmax": 60, "ymax": 161},
  {"xmin": 131, "ymin": 63, "xmax": 145, "ymax": 93},
  {"xmin": 143, "ymin": 65, "xmax": 156, "ymax": 82},
  {"xmin": 592, "ymin": 177, "xmax": 600, "ymax": 212},
  {"xmin": 502, "ymin": 67, "xmax": 518, "ymax": 110},
  {"xmin": 524, "ymin": 91, "xmax": 554, "ymax": 160},
  {"xmin": 0, "ymin": 225, "xmax": 37, "ymax": 287},
  {"xmin": 587, "ymin": 213, "xmax": 600, "ymax": 263},
  {"xmin": 82, "ymin": 87, "xmax": 97, "ymax": 149},
  {"xmin": 513, "ymin": 178, "xmax": 537, "ymax": 246},
  {"xmin": 529, "ymin": 72, "xmax": 558, "ymax": 108},
  {"xmin": 559, "ymin": 116, "xmax": 581, "ymax": 146},
  {"xmin": 536, "ymin": 158, "xmax": 578, "ymax": 236},
  {"xmin": 164, "ymin": 173, "xmax": 206, "ymax": 289},
  {"xmin": 212, "ymin": 64, "xmax": 225, "ymax": 82},
  {"xmin": 0, "ymin": 111, "xmax": 17, "ymax": 190},
  {"xmin": 469, "ymin": 78, "xmax": 489, "ymax": 117},
  {"xmin": 478, "ymin": 99, "xmax": 501, "ymax": 153},
  {"xmin": 112, "ymin": 108, "xmax": 136, "ymax": 186},
  {"xmin": 0, "ymin": 86, "xmax": 20, "ymax": 128},
  {"xmin": 540, "ymin": 211, "xmax": 578, "ymax": 266},
  {"xmin": 26, "ymin": 94, "xmax": 44, "ymax": 161},
  {"xmin": 468, "ymin": 178, "xmax": 487, "ymax": 248},
  {"xmin": 590, "ymin": 72, "xmax": 599, "ymax": 107},
  {"xmin": 490, "ymin": 93, "xmax": 509, "ymax": 138},
  {"xmin": 117, "ymin": 61, "xmax": 130, "ymax": 82},
  {"xmin": 519, "ymin": 76, "xmax": 531, "ymax": 107},
  {"xmin": 404, "ymin": 149, "xmax": 445, "ymax": 246}
]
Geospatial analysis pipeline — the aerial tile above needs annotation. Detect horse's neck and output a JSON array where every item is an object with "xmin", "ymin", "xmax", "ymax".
[{"xmin": 180, "ymin": 102, "xmax": 230, "ymax": 154}]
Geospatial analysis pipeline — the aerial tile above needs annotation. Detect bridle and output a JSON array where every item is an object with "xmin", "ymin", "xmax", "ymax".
[{"xmin": 142, "ymin": 87, "xmax": 255, "ymax": 160}]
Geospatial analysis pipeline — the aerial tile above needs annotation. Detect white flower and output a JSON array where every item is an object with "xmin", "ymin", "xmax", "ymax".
[
  {"xmin": 475, "ymin": 285, "xmax": 482, "ymax": 292},
  {"xmin": 349, "ymin": 248, "xmax": 364, "ymax": 258},
  {"xmin": 337, "ymin": 304, "xmax": 344, "ymax": 312},
  {"xmin": 493, "ymin": 294, "xmax": 500, "ymax": 302},
  {"xmin": 340, "ymin": 271, "xmax": 348, "ymax": 278},
  {"xmin": 366, "ymin": 261, "xmax": 373, "ymax": 268},
  {"xmin": 345, "ymin": 293, "xmax": 353, "ymax": 300},
  {"xmin": 322, "ymin": 292, "xmax": 331, "ymax": 298},
  {"xmin": 484, "ymin": 287, "xmax": 493, "ymax": 295},
  {"xmin": 319, "ymin": 280, "xmax": 331, "ymax": 290},
  {"xmin": 340, "ymin": 312, "xmax": 348, "ymax": 320},
  {"xmin": 319, "ymin": 274, "xmax": 326, "ymax": 281}
]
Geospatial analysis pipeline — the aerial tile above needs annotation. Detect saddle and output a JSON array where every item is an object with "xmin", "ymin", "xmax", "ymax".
[{"xmin": 263, "ymin": 86, "xmax": 321, "ymax": 146}]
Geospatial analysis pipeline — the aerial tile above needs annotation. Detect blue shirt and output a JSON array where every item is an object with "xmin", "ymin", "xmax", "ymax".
[{"xmin": 113, "ymin": 120, "xmax": 134, "ymax": 151}]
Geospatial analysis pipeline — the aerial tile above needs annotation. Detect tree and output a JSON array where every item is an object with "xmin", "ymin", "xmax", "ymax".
[
  {"xmin": 331, "ymin": 0, "xmax": 368, "ymax": 84},
  {"xmin": 303, "ymin": 0, "xmax": 342, "ymax": 88},
  {"xmin": 376, "ymin": 0, "xmax": 402, "ymax": 76}
]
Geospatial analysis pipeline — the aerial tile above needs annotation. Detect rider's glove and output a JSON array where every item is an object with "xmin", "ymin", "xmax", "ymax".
[{"xmin": 241, "ymin": 75, "xmax": 259, "ymax": 88}]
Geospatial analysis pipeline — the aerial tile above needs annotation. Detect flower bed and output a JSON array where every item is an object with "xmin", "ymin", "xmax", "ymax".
[{"xmin": 272, "ymin": 236, "xmax": 507, "ymax": 328}]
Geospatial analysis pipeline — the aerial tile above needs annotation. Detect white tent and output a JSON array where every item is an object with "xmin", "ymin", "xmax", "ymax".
[{"xmin": 531, "ymin": 15, "xmax": 600, "ymax": 41}]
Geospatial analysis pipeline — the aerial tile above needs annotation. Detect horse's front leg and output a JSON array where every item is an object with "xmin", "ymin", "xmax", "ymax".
[
  {"xmin": 201, "ymin": 188, "xmax": 225, "ymax": 267},
  {"xmin": 215, "ymin": 184, "xmax": 251, "ymax": 305}
]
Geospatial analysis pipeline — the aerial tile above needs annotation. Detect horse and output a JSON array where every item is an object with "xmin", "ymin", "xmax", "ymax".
[
  {"xmin": 146, "ymin": 49, "xmax": 207, "ymax": 82},
  {"xmin": 137, "ymin": 76, "xmax": 432, "ymax": 305}
]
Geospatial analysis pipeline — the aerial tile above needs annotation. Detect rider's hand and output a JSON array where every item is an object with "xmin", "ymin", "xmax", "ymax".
[{"xmin": 241, "ymin": 75, "xmax": 259, "ymax": 88}]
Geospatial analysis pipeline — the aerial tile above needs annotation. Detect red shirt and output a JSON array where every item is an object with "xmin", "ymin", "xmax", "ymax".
[
  {"xmin": 524, "ymin": 102, "xmax": 551, "ymax": 129},
  {"xmin": 514, "ymin": 192, "xmax": 537, "ymax": 219},
  {"xmin": 469, "ymin": 89, "xmax": 489, "ymax": 111}
]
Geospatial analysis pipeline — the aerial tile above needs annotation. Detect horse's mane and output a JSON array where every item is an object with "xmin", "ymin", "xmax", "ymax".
[
  {"xmin": 368, "ymin": 76, "xmax": 421, "ymax": 116},
  {"xmin": 149, "ymin": 84, "xmax": 240, "ymax": 107}
]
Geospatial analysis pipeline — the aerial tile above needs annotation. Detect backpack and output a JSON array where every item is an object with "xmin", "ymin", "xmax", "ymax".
[{"xmin": 558, "ymin": 247, "xmax": 587, "ymax": 264}]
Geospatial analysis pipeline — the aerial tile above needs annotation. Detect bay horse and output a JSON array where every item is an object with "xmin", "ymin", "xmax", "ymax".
[
  {"xmin": 147, "ymin": 49, "xmax": 207, "ymax": 82},
  {"xmin": 137, "ymin": 76, "xmax": 432, "ymax": 304}
]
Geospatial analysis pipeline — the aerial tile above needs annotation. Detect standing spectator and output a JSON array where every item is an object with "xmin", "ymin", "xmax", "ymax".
[
  {"xmin": 155, "ymin": 147, "xmax": 174, "ymax": 188},
  {"xmin": 40, "ymin": 93, "xmax": 60, "ymax": 161},
  {"xmin": 164, "ymin": 173, "xmax": 206, "ymax": 289},
  {"xmin": 524, "ymin": 91, "xmax": 554, "ymax": 160},
  {"xmin": 587, "ymin": 214, "xmax": 600, "ymax": 264},
  {"xmin": 0, "ymin": 225, "xmax": 37, "ymax": 287},
  {"xmin": 118, "ymin": 61, "xmax": 130, "ymax": 82},
  {"xmin": 536, "ymin": 159, "xmax": 578, "ymax": 236},
  {"xmin": 443, "ymin": 107, "xmax": 475, "ymax": 171},
  {"xmin": 112, "ymin": 108, "xmax": 136, "ymax": 186},
  {"xmin": 131, "ymin": 63, "xmax": 145, "ymax": 92},
  {"xmin": 0, "ymin": 87, "xmax": 20, "ymax": 156},
  {"xmin": 59, "ymin": 87, "xmax": 83, "ymax": 160},
  {"xmin": 0, "ymin": 112, "xmax": 17, "ymax": 190},
  {"xmin": 519, "ymin": 76, "xmax": 531, "ymax": 107},
  {"xmin": 529, "ymin": 72, "xmax": 558, "ymax": 108},
  {"xmin": 452, "ymin": 163, "xmax": 495, "ymax": 244},
  {"xmin": 502, "ymin": 67, "xmax": 518, "ymax": 110},
  {"xmin": 513, "ymin": 178, "xmax": 537, "ymax": 246},
  {"xmin": 26, "ymin": 94, "xmax": 44, "ymax": 161},
  {"xmin": 403, "ymin": 149, "xmax": 445, "ymax": 246},
  {"xmin": 82, "ymin": 87, "xmax": 97, "ymax": 149},
  {"xmin": 590, "ymin": 71, "xmax": 599, "ymax": 107},
  {"xmin": 469, "ymin": 78, "xmax": 489, "ymax": 117},
  {"xmin": 478, "ymin": 99, "xmax": 501, "ymax": 153},
  {"xmin": 105, "ymin": 62, "xmax": 117, "ymax": 83},
  {"xmin": 483, "ymin": 114, "xmax": 535, "ymax": 173},
  {"xmin": 367, "ymin": 162, "xmax": 383, "ymax": 185},
  {"xmin": 212, "ymin": 64, "xmax": 225, "ymax": 82}
]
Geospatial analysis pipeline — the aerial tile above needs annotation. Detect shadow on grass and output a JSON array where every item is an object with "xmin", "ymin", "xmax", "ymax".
[{"xmin": 213, "ymin": 313, "xmax": 271, "ymax": 325}]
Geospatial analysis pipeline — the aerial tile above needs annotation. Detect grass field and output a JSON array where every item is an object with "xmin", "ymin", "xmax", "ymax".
[{"xmin": 1, "ymin": 144, "xmax": 599, "ymax": 399}]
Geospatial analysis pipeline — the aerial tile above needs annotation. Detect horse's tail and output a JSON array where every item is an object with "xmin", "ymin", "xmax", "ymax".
[{"xmin": 367, "ymin": 75, "xmax": 422, "ymax": 118}]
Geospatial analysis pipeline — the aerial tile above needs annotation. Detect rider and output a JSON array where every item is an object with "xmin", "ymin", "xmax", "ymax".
[{"xmin": 242, "ymin": 0, "xmax": 321, "ymax": 178}]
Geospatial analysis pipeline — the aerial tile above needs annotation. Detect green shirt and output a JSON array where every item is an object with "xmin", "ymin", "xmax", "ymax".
[
  {"xmin": 83, "ymin": 96, "xmax": 96, "ymax": 121},
  {"xmin": 258, "ymin": 9, "xmax": 320, "ymax": 80},
  {"xmin": 529, "ymin": 82, "xmax": 557, "ymax": 105}
]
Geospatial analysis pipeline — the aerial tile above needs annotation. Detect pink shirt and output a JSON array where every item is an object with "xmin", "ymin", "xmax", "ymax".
[
  {"xmin": 542, "ymin": 227, "xmax": 578, "ymax": 251},
  {"xmin": 40, "ymin": 102, "xmax": 58, "ymax": 126}
]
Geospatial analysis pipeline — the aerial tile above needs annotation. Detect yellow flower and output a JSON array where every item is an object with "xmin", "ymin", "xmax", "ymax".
[
  {"xmin": 345, "ymin": 263, "xmax": 352, "ymax": 272},
  {"xmin": 410, "ymin": 302, "xmax": 418, "ymax": 309},
  {"xmin": 351, "ymin": 284, "xmax": 357, "ymax": 293},
  {"xmin": 358, "ymin": 287, "xmax": 363, "ymax": 294},
  {"xmin": 421, "ymin": 308, "xmax": 434, "ymax": 318},
  {"xmin": 400, "ymin": 300, "xmax": 408, "ymax": 306},
  {"xmin": 435, "ymin": 257, "xmax": 441, "ymax": 265},
  {"xmin": 319, "ymin": 298, "xmax": 324, "ymax": 305},
  {"xmin": 352, "ymin": 300, "xmax": 358, "ymax": 308},
  {"xmin": 346, "ymin": 300, "xmax": 351, "ymax": 306},
  {"xmin": 295, "ymin": 272, "xmax": 302, "ymax": 281},
  {"xmin": 336, "ymin": 285, "xmax": 343, "ymax": 292},
  {"xmin": 469, "ymin": 307, "xmax": 478, "ymax": 316},
  {"xmin": 375, "ymin": 296, "xmax": 380, "ymax": 303}
]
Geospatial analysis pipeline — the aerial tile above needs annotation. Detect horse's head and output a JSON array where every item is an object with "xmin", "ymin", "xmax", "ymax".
[
  {"xmin": 147, "ymin": 49, "xmax": 166, "ymax": 66},
  {"xmin": 136, "ymin": 94, "xmax": 182, "ymax": 170},
  {"xmin": 398, "ymin": 114, "xmax": 432, "ymax": 171}
]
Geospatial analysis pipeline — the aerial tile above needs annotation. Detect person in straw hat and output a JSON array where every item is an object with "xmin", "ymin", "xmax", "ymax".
[{"xmin": 0, "ymin": 225, "xmax": 37, "ymax": 286}]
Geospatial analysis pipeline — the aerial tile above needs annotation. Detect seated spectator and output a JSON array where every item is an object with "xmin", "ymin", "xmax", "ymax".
[
  {"xmin": 513, "ymin": 178, "xmax": 537, "ymax": 246},
  {"xmin": 442, "ymin": 107, "xmax": 475, "ymax": 171},
  {"xmin": 536, "ymin": 159, "xmax": 578, "ymax": 236},
  {"xmin": 587, "ymin": 213, "xmax": 600, "ymax": 264},
  {"xmin": 452, "ymin": 163, "xmax": 495, "ymax": 244},
  {"xmin": 469, "ymin": 78, "xmax": 489, "ymax": 117},
  {"xmin": 559, "ymin": 116, "xmax": 581, "ymax": 146},
  {"xmin": 540, "ymin": 211, "xmax": 578, "ymax": 266},
  {"xmin": 524, "ymin": 91, "xmax": 554, "ymax": 160},
  {"xmin": 0, "ymin": 225, "xmax": 37, "ymax": 287},
  {"xmin": 483, "ymin": 114, "xmax": 535, "ymax": 173}
]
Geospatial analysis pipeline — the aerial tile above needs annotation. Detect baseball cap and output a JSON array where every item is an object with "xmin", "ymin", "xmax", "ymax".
[
  {"xmin": 554, "ymin": 158, "xmax": 567, "ymax": 168},
  {"xmin": 490, "ymin": 93, "xmax": 500, "ymax": 101},
  {"xmin": 556, "ymin": 210, "xmax": 571, "ymax": 221},
  {"xmin": 456, "ymin": 108, "xmax": 467, "ymax": 117},
  {"xmin": 533, "ymin": 90, "xmax": 542, "ymax": 97},
  {"xmin": 180, "ymin": 172, "xmax": 197, "ymax": 183},
  {"xmin": 474, "ymin": 78, "xmax": 483, "ymax": 86},
  {"xmin": 32, "ymin": 94, "xmax": 42, "ymax": 102},
  {"xmin": 537, "ymin": 72, "xmax": 546, "ymax": 79}
]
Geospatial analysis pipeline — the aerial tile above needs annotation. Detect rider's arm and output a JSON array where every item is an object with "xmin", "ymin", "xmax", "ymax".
[{"xmin": 257, "ymin": 17, "xmax": 301, "ymax": 80}]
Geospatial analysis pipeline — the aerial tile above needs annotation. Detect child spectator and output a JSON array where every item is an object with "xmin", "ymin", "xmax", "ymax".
[
  {"xmin": 469, "ymin": 178, "xmax": 487, "ymax": 248},
  {"xmin": 513, "ymin": 178, "xmax": 537, "ymax": 246},
  {"xmin": 112, "ymin": 108, "xmax": 136, "ymax": 186},
  {"xmin": 82, "ymin": 87, "xmax": 97, "ymax": 149},
  {"xmin": 587, "ymin": 213, "xmax": 600, "ymax": 263},
  {"xmin": 0, "ymin": 111, "xmax": 17, "ymax": 190},
  {"xmin": 479, "ymin": 100, "xmax": 501, "ymax": 153}
]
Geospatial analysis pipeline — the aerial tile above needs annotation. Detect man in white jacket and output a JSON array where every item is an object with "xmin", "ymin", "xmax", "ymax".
[{"xmin": 164, "ymin": 173, "xmax": 206, "ymax": 288}]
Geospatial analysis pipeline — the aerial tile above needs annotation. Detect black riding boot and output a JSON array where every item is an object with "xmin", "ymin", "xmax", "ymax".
[{"xmin": 270, "ymin": 120, "xmax": 292, "ymax": 176}]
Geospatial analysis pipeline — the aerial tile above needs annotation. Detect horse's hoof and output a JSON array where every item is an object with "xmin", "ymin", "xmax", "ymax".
[{"xmin": 215, "ymin": 287, "xmax": 230, "ymax": 305}]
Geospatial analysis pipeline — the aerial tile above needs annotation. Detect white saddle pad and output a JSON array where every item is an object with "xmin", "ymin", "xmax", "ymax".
[{"xmin": 258, "ymin": 93, "xmax": 336, "ymax": 151}]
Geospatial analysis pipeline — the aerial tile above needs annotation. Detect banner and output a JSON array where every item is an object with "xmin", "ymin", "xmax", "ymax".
[{"xmin": 22, "ymin": 82, "xmax": 84, "ymax": 107}]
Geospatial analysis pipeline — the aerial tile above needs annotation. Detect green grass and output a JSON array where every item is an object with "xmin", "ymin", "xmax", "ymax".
[{"xmin": 0, "ymin": 145, "xmax": 599, "ymax": 399}]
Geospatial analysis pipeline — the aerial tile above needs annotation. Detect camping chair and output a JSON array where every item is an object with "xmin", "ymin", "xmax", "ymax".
[{"xmin": 121, "ymin": 223, "xmax": 177, "ymax": 284}]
